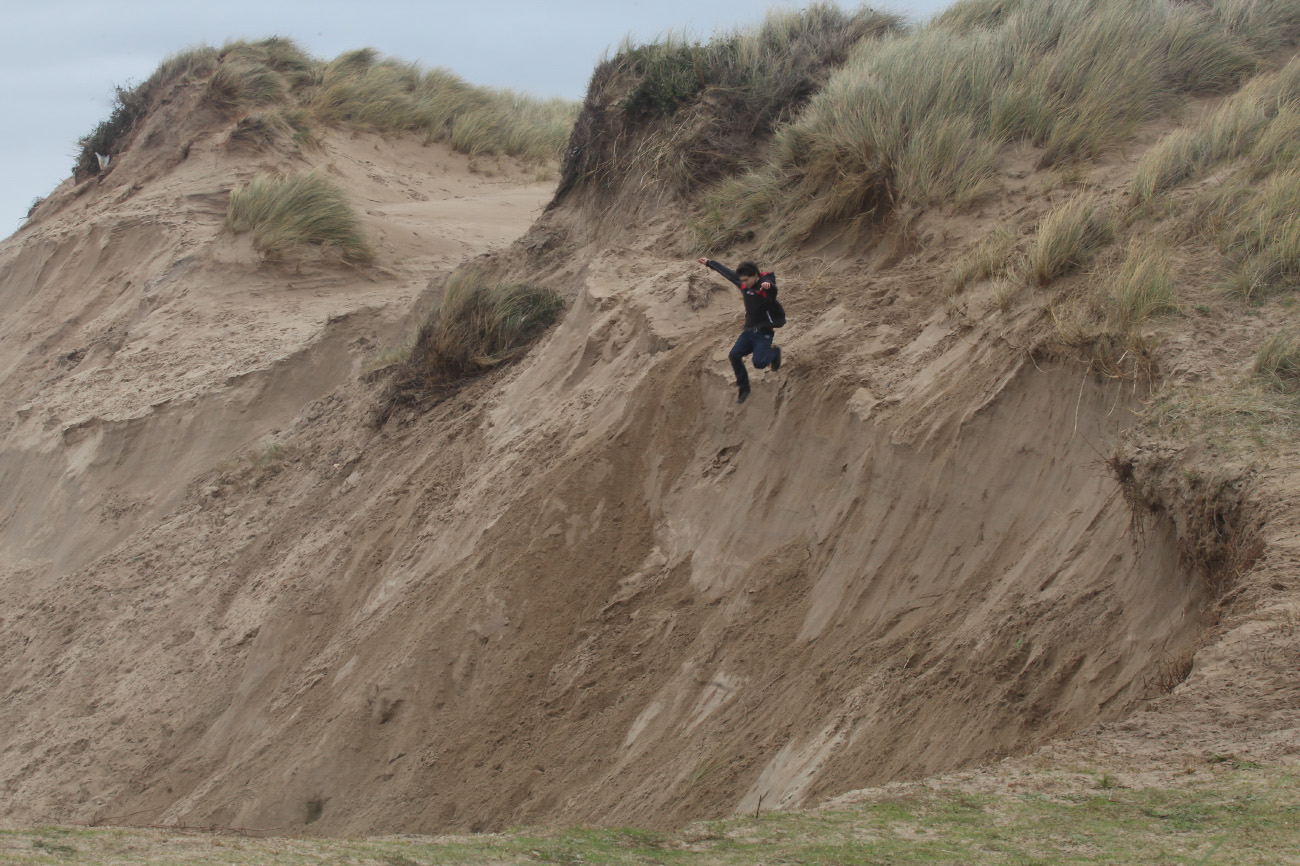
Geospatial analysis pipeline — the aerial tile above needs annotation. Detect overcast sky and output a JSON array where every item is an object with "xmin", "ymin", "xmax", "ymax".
[{"xmin": 1, "ymin": 0, "xmax": 949, "ymax": 235}]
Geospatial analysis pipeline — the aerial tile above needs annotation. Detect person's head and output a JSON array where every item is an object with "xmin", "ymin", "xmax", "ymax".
[{"xmin": 736, "ymin": 261, "xmax": 760, "ymax": 288}]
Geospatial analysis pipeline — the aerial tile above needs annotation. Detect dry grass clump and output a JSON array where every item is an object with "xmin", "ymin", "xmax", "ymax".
[
  {"xmin": 377, "ymin": 271, "xmax": 563, "ymax": 421},
  {"xmin": 226, "ymin": 170, "xmax": 373, "ymax": 263},
  {"xmin": 414, "ymin": 270, "xmax": 563, "ymax": 381},
  {"xmin": 1024, "ymin": 193, "xmax": 1116, "ymax": 286},
  {"xmin": 1130, "ymin": 128, "xmax": 1201, "ymax": 205},
  {"xmin": 1255, "ymin": 328, "xmax": 1300, "ymax": 392},
  {"xmin": 945, "ymin": 223, "xmax": 1018, "ymax": 296},
  {"xmin": 1102, "ymin": 241, "xmax": 1180, "ymax": 333},
  {"xmin": 1160, "ymin": 66, "xmax": 1300, "ymax": 300},
  {"xmin": 206, "ymin": 61, "xmax": 288, "ymax": 113},
  {"xmin": 227, "ymin": 108, "xmax": 316, "ymax": 150},
  {"xmin": 697, "ymin": 0, "xmax": 1265, "ymax": 252},
  {"xmin": 1047, "ymin": 234, "xmax": 1188, "ymax": 379}
]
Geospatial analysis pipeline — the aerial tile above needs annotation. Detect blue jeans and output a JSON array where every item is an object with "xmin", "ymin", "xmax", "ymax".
[{"xmin": 729, "ymin": 329, "xmax": 776, "ymax": 390}]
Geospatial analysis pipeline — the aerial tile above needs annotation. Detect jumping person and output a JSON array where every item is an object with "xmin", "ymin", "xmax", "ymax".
[{"xmin": 698, "ymin": 257, "xmax": 783, "ymax": 404}]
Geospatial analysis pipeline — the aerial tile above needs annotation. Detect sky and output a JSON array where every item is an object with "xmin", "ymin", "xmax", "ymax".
[{"xmin": 0, "ymin": 0, "xmax": 950, "ymax": 235}]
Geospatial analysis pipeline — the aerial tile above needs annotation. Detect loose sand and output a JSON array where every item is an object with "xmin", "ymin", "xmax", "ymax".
[{"xmin": 0, "ymin": 76, "xmax": 1297, "ymax": 837}]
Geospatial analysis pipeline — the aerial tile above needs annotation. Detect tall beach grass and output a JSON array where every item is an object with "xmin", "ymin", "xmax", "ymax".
[
  {"xmin": 378, "ymin": 270, "xmax": 564, "ymax": 420},
  {"xmin": 696, "ymin": 0, "xmax": 1275, "ymax": 252},
  {"xmin": 226, "ymin": 170, "xmax": 373, "ymax": 263}
]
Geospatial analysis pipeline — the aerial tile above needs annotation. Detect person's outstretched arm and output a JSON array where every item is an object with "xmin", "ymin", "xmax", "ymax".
[{"xmin": 699, "ymin": 257, "xmax": 742, "ymax": 288}]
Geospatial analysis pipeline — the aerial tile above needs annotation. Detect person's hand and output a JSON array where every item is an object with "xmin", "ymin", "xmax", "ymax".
[
  {"xmin": 698, "ymin": 257, "xmax": 708, "ymax": 265},
  {"xmin": 760, "ymin": 281, "xmax": 771, "ymax": 290}
]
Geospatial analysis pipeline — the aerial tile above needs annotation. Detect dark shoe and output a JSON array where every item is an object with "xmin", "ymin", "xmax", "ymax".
[
  {"xmin": 737, "ymin": 385, "xmax": 750, "ymax": 404},
  {"xmin": 771, "ymin": 347, "xmax": 782, "ymax": 371}
]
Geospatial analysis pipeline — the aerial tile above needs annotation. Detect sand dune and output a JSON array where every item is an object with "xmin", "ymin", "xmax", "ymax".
[{"xmin": 1, "ymin": 42, "xmax": 1298, "ymax": 838}]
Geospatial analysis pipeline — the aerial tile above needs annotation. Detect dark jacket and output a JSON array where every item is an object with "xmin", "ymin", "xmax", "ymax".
[{"xmin": 704, "ymin": 260, "xmax": 781, "ymax": 331}]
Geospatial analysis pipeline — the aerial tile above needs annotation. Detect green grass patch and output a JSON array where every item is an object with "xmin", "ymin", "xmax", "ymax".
[
  {"xmin": 226, "ymin": 169, "xmax": 373, "ymax": 263},
  {"xmin": 2, "ymin": 767, "xmax": 1297, "ymax": 865}
]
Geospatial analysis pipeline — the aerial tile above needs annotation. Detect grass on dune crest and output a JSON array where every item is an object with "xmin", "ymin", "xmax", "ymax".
[
  {"xmin": 559, "ymin": 3, "xmax": 904, "ymax": 199},
  {"xmin": 695, "ymin": 0, "xmax": 1275, "ymax": 253},
  {"xmin": 225, "ymin": 169, "xmax": 373, "ymax": 263},
  {"xmin": 75, "ymin": 37, "xmax": 579, "ymax": 179},
  {"xmin": 313, "ymin": 52, "xmax": 578, "ymax": 162}
]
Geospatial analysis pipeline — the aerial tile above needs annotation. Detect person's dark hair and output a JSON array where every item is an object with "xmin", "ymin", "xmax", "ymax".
[{"xmin": 736, "ymin": 261, "xmax": 760, "ymax": 277}]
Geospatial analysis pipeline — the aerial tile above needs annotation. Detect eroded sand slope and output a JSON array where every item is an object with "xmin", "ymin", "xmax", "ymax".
[{"xmin": 1, "ymin": 72, "xmax": 1297, "ymax": 837}]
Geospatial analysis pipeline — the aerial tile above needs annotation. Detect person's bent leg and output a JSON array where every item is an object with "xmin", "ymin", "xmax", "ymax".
[
  {"xmin": 729, "ymin": 331, "xmax": 753, "ymax": 396},
  {"xmin": 751, "ymin": 331, "xmax": 777, "ymax": 369}
]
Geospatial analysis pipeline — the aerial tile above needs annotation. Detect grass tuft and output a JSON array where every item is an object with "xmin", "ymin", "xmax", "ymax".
[
  {"xmin": 411, "ymin": 271, "xmax": 563, "ymax": 381},
  {"xmin": 225, "ymin": 170, "xmax": 373, "ymax": 263},
  {"xmin": 1103, "ymin": 241, "xmax": 1180, "ymax": 333},
  {"xmin": 1217, "ymin": 168, "xmax": 1300, "ymax": 299},
  {"xmin": 205, "ymin": 61, "xmax": 287, "ymax": 113},
  {"xmin": 1024, "ymin": 193, "xmax": 1116, "ymax": 286},
  {"xmin": 946, "ymin": 223, "xmax": 1018, "ymax": 296},
  {"xmin": 377, "ymin": 270, "xmax": 564, "ymax": 422},
  {"xmin": 1254, "ymin": 328, "xmax": 1300, "ymax": 392}
]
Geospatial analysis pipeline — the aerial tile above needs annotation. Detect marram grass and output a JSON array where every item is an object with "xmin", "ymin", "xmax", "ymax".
[
  {"xmin": 375, "ymin": 269, "xmax": 563, "ymax": 422},
  {"xmin": 226, "ymin": 170, "xmax": 373, "ymax": 263},
  {"xmin": 76, "ymin": 37, "xmax": 578, "ymax": 180},
  {"xmin": 696, "ymin": 0, "xmax": 1269, "ymax": 252},
  {"xmin": 1103, "ymin": 241, "xmax": 1180, "ymax": 333},
  {"xmin": 376, "ymin": 268, "xmax": 565, "ymax": 423},
  {"xmin": 946, "ymin": 222, "xmax": 1018, "ymax": 296},
  {"xmin": 408, "ymin": 269, "xmax": 564, "ymax": 384},
  {"xmin": 1255, "ymin": 328, "xmax": 1300, "ymax": 392},
  {"xmin": 312, "ymin": 55, "xmax": 577, "ymax": 162},
  {"xmin": 1024, "ymin": 193, "xmax": 1116, "ymax": 286}
]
